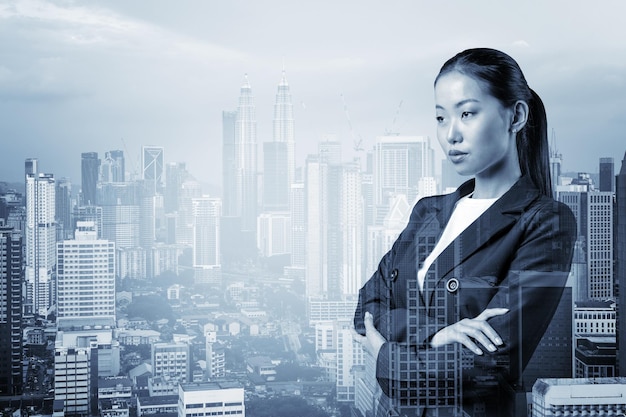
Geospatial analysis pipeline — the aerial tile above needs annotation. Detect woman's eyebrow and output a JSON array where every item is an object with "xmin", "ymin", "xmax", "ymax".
[{"xmin": 435, "ymin": 98, "xmax": 480, "ymax": 110}]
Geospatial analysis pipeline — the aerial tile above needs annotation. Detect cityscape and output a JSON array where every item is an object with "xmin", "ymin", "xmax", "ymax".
[
  {"xmin": 2, "ymin": 2, "xmax": 626, "ymax": 417},
  {"xmin": 1, "ymin": 67, "xmax": 626, "ymax": 417}
]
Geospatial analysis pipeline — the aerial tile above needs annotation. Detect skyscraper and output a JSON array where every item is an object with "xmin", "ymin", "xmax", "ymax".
[
  {"xmin": 269, "ymin": 69, "xmax": 295, "ymax": 204},
  {"xmin": 25, "ymin": 166, "xmax": 56, "ymax": 317},
  {"xmin": 142, "ymin": 146, "xmax": 164, "ymax": 194},
  {"xmin": 55, "ymin": 177, "xmax": 72, "ymax": 240},
  {"xmin": 373, "ymin": 135, "xmax": 435, "ymax": 210},
  {"xmin": 101, "ymin": 150, "xmax": 125, "ymax": 183},
  {"xmin": 0, "ymin": 224, "xmax": 23, "ymax": 395},
  {"xmin": 616, "ymin": 152, "xmax": 626, "ymax": 376},
  {"xmin": 192, "ymin": 197, "xmax": 221, "ymax": 286},
  {"xmin": 221, "ymin": 111, "xmax": 238, "ymax": 218},
  {"xmin": 234, "ymin": 76, "xmax": 257, "ymax": 234},
  {"xmin": 599, "ymin": 157, "xmax": 615, "ymax": 192},
  {"xmin": 81, "ymin": 152, "xmax": 100, "ymax": 206},
  {"xmin": 56, "ymin": 221, "xmax": 116, "ymax": 328},
  {"xmin": 560, "ymin": 187, "xmax": 614, "ymax": 300}
]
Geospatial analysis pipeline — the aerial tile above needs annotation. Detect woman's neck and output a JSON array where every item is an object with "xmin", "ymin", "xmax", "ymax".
[{"xmin": 472, "ymin": 171, "xmax": 521, "ymax": 199}]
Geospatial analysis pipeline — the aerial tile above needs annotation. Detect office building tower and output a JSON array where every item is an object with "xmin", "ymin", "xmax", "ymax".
[
  {"xmin": 532, "ymin": 378, "xmax": 626, "ymax": 416},
  {"xmin": 373, "ymin": 135, "xmax": 435, "ymax": 210},
  {"xmin": 25, "ymin": 158, "xmax": 38, "ymax": 176},
  {"xmin": 290, "ymin": 182, "xmax": 306, "ymax": 268},
  {"xmin": 305, "ymin": 150, "xmax": 363, "ymax": 300},
  {"xmin": 100, "ymin": 150, "xmax": 125, "ymax": 183},
  {"xmin": 192, "ymin": 197, "xmax": 221, "ymax": 286},
  {"xmin": 177, "ymin": 382, "xmax": 245, "ymax": 417},
  {"xmin": 235, "ymin": 76, "xmax": 258, "ymax": 234},
  {"xmin": 257, "ymin": 212, "xmax": 291, "ymax": 257},
  {"xmin": 175, "ymin": 180, "xmax": 202, "ymax": 246},
  {"xmin": 164, "ymin": 162, "xmax": 189, "ymax": 214},
  {"xmin": 55, "ymin": 177, "xmax": 72, "ymax": 240},
  {"xmin": 575, "ymin": 300, "xmax": 616, "ymax": 337},
  {"xmin": 319, "ymin": 137, "xmax": 342, "ymax": 165},
  {"xmin": 26, "ymin": 168, "xmax": 56, "ymax": 317},
  {"xmin": 0, "ymin": 225, "xmax": 23, "ymax": 395},
  {"xmin": 152, "ymin": 342, "xmax": 190, "ymax": 384},
  {"xmin": 142, "ymin": 146, "xmax": 164, "ymax": 195},
  {"xmin": 221, "ymin": 111, "xmax": 238, "ymax": 218},
  {"xmin": 262, "ymin": 141, "xmax": 290, "ymax": 211},
  {"xmin": 599, "ymin": 157, "xmax": 614, "ymax": 192},
  {"xmin": 56, "ymin": 221, "xmax": 115, "ymax": 328},
  {"xmin": 273, "ymin": 69, "xmax": 295, "ymax": 188},
  {"xmin": 55, "ymin": 346, "xmax": 94, "ymax": 417},
  {"xmin": 560, "ymin": 187, "xmax": 614, "ymax": 300},
  {"xmin": 336, "ymin": 320, "xmax": 365, "ymax": 403},
  {"xmin": 81, "ymin": 152, "xmax": 100, "ymax": 206},
  {"xmin": 617, "ymin": 152, "xmax": 626, "ymax": 376},
  {"xmin": 139, "ymin": 193, "xmax": 164, "ymax": 248}
]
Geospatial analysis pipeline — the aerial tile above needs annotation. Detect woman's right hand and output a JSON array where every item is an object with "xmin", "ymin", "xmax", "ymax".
[{"xmin": 429, "ymin": 308, "xmax": 509, "ymax": 355}]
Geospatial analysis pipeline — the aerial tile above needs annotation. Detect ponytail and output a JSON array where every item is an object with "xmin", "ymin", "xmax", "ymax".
[{"xmin": 517, "ymin": 89, "xmax": 552, "ymax": 197}]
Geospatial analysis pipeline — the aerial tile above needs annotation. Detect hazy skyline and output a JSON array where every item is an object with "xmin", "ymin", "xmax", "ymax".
[{"xmin": 1, "ymin": 0, "xmax": 625, "ymax": 187}]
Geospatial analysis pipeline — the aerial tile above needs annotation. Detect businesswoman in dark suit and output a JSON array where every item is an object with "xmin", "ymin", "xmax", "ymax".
[{"xmin": 353, "ymin": 48, "xmax": 576, "ymax": 417}]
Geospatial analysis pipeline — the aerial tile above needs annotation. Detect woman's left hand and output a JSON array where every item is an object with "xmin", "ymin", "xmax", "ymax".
[{"xmin": 352, "ymin": 312, "xmax": 387, "ymax": 358}]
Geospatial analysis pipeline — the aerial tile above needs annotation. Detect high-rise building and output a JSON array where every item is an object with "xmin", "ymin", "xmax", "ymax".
[
  {"xmin": 235, "ymin": 76, "xmax": 258, "ymax": 234},
  {"xmin": 373, "ymin": 135, "xmax": 435, "ymax": 210},
  {"xmin": 55, "ymin": 177, "xmax": 72, "ymax": 240},
  {"xmin": 262, "ymin": 141, "xmax": 290, "ymax": 211},
  {"xmin": 56, "ymin": 221, "xmax": 115, "ymax": 328},
  {"xmin": 221, "ymin": 110, "xmax": 238, "ymax": 218},
  {"xmin": 273, "ymin": 69, "xmax": 295, "ymax": 188},
  {"xmin": 142, "ymin": 146, "xmax": 164, "ymax": 194},
  {"xmin": 81, "ymin": 152, "xmax": 100, "ymax": 206},
  {"xmin": 549, "ymin": 134, "xmax": 563, "ymax": 199},
  {"xmin": 616, "ymin": 151, "xmax": 626, "ymax": 376},
  {"xmin": 257, "ymin": 212, "xmax": 291, "ymax": 257},
  {"xmin": 0, "ymin": 225, "xmax": 23, "ymax": 395},
  {"xmin": 192, "ymin": 197, "xmax": 221, "ymax": 286},
  {"xmin": 305, "ymin": 145, "xmax": 363, "ymax": 300},
  {"xmin": 560, "ymin": 186, "xmax": 614, "ymax": 300},
  {"xmin": 26, "ymin": 166, "xmax": 56, "ymax": 317},
  {"xmin": 101, "ymin": 150, "xmax": 125, "ymax": 183},
  {"xmin": 290, "ymin": 182, "xmax": 306, "ymax": 268},
  {"xmin": 336, "ymin": 320, "xmax": 365, "ymax": 403},
  {"xmin": 164, "ymin": 162, "xmax": 189, "ymax": 214},
  {"xmin": 599, "ymin": 157, "xmax": 615, "ymax": 192}
]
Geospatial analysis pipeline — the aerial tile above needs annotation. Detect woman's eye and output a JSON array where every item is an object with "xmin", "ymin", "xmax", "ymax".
[
  {"xmin": 461, "ymin": 111, "xmax": 472, "ymax": 118},
  {"xmin": 436, "ymin": 116, "xmax": 444, "ymax": 123}
]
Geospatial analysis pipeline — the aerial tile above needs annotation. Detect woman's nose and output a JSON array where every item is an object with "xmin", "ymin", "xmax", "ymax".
[{"xmin": 446, "ymin": 119, "xmax": 462, "ymax": 144}]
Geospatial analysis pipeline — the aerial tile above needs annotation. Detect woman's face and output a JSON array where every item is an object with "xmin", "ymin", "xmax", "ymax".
[{"xmin": 434, "ymin": 71, "xmax": 518, "ymax": 181}]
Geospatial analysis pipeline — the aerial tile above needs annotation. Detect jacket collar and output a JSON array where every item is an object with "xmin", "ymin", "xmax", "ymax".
[{"xmin": 426, "ymin": 175, "xmax": 543, "ymax": 302}]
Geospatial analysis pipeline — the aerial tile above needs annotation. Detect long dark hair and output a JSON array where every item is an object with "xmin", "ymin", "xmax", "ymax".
[{"xmin": 435, "ymin": 48, "xmax": 552, "ymax": 197}]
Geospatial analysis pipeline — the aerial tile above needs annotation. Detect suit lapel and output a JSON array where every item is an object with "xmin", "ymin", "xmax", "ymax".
[{"xmin": 425, "ymin": 176, "xmax": 541, "ymax": 306}]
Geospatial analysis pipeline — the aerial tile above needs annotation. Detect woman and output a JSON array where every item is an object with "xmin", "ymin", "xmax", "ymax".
[{"xmin": 352, "ymin": 48, "xmax": 577, "ymax": 417}]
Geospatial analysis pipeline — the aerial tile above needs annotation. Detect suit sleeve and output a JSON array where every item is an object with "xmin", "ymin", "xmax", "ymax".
[{"xmin": 373, "ymin": 199, "xmax": 577, "ymax": 397}]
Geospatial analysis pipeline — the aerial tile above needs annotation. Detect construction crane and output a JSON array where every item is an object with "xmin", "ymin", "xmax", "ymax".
[{"xmin": 340, "ymin": 93, "xmax": 364, "ymax": 152}]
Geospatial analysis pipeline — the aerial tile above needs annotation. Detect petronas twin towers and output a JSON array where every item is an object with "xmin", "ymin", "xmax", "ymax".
[{"xmin": 222, "ymin": 70, "xmax": 295, "ymax": 260}]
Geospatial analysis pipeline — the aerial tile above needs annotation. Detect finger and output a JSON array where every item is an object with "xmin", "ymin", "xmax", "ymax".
[
  {"xmin": 459, "ymin": 321, "xmax": 497, "ymax": 353},
  {"xmin": 351, "ymin": 328, "xmax": 366, "ymax": 344},
  {"xmin": 364, "ymin": 312, "xmax": 376, "ymax": 331},
  {"xmin": 456, "ymin": 332, "xmax": 483, "ymax": 355},
  {"xmin": 475, "ymin": 308, "xmax": 509, "ymax": 321}
]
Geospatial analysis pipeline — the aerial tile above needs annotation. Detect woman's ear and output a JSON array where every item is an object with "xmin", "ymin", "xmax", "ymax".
[{"xmin": 511, "ymin": 100, "xmax": 529, "ymax": 133}]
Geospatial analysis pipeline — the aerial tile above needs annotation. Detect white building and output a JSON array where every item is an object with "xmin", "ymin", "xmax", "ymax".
[
  {"xmin": 56, "ymin": 221, "xmax": 116, "ymax": 327},
  {"xmin": 54, "ymin": 346, "xmax": 92, "ymax": 416},
  {"xmin": 178, "ymin": 381, "xmax": 244, "ymax": 417},
  {"xmin": 257, "ymin": 211, "xmax": 291, "ymax": 257},
  {"xmin": 574, "ymin": 300, "xmax": 616, "ymax": 336},
  {"xmin": 532, "ymin": 377, "xmax": 626, "ymax": 416},
  {"xmin": 152, "ymin": 342, "xmax": 190, "ymax": 384},
  {"xmin": 192, "ymin": 196, "xmax": 221, "ymax": 285},
  {"xmin": 25, "ymin": 167, "xmax": 56, "ymax": 316}
]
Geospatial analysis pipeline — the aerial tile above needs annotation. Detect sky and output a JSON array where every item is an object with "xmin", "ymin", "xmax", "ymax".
[{"xmin": 1, "ymin": 0, "xmax": 625, "ymax": 190}]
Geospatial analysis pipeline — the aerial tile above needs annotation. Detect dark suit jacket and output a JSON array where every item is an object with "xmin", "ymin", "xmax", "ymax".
[{"xmin": 354, "ymin": 176, "xmax": 576, "ymax": 417}]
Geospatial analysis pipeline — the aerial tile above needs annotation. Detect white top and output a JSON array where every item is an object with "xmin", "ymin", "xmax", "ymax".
[{"xmin": 417, "ymin": 194, "xmax": 498, "ymax": 292}]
